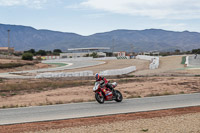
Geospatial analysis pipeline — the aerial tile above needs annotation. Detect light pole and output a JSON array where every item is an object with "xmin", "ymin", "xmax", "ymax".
[{"xmin": 7, "ymin": 29, "xmax": 10, "ymax": 55}]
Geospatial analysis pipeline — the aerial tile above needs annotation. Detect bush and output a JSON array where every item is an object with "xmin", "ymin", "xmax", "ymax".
[
  {"xmin": 90, "ymin": 52, "xmax": 98, "ymax": 58},
  {"xmin": 22, "ymin": 53, "xmax": 33, "ymax": 60}
]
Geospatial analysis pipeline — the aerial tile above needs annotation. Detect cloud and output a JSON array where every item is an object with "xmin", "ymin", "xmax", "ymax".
[
  {"xmin": 80, "ymin": 0, "xmax": 200, "ymax": 19},
  {"xmin": 0, "ymin": 0, "xmax": 47, "ymax": 9}
]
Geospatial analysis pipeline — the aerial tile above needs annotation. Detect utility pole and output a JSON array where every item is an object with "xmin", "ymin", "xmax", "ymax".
[
  {"xmin": 112, "ymin": 38, "xmax": 115, "ymax": 53},
  {"xmin": 7, "ymin": 29, "xmax": 10, "ymax": 55},
  {"xmin": 130, "ymin": 43, "xmax": 134, "ymax": 55}
]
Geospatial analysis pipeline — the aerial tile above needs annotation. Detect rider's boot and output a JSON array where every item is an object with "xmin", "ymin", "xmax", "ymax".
[{"xmin": 112, "ymin": 89, "xmax": 116, "ymax": 99}]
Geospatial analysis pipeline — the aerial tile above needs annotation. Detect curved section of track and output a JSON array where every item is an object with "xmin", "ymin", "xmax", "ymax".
[{"xmin": 0, "ymin": 60, "xmax": 105, "ymax": 79}]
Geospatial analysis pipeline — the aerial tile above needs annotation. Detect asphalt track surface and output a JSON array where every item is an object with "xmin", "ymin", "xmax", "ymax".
[
  {"xmin": 188, "ymin": 55, "xmax": 200, "ymax": 67},
  {"xmin": 0, "ymin": 93, "xmax": 199, "ymax": 125}
]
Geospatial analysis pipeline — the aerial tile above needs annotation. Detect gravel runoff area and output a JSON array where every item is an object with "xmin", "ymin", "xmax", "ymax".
[{"xmin": 1, "ymin": 106, "xmax": 200, "ymax": 133}]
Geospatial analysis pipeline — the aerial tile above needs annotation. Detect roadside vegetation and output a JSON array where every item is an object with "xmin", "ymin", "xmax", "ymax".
[
  {"xmin": 159, "ymin": 48, "xmax": 200, "ymax": 56},
  {"xmin": 24, "ymin": 49, "xmax": 63, "ymax": 56},
  {"xmin": 0, "ymin": 62, "xmax": 34, "ymax": 69},
  {"xmin": 22, "ymin": 52, "xmax": 33, "ymax": 60},
  {"xmin": 0, "ymin": 79, "xmax": 93, "ymax": 97}
]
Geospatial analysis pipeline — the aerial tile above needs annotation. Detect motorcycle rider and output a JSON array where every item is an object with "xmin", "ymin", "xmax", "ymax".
[{"xmin": 95, "ymin": 73, "xmax": 116, "ymax": 97}]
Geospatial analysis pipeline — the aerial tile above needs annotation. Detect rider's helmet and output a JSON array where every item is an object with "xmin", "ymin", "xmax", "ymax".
[{"xmin": 95, "ymin": 73, "xmax": 100, "ymax": 80}]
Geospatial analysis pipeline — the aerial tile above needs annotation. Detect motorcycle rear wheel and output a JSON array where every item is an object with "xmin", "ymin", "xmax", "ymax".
[
  {"xmin": 114, "ymin": 90, "xmax": 123, "ymax": 102},
  {"xmin": 95, "ymin": 92, "xmax": 104, "ymax": 104}
]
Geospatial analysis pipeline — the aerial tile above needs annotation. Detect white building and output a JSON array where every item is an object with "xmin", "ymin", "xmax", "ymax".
[{"xmin": 60, "ymin": 47, "xmax": 110, "ymax": 58}]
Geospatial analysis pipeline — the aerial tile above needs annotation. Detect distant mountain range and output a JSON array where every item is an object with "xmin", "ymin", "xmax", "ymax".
[{"xmin": 0, "ymin": 23, "xmax": 200, "ymax": 52}]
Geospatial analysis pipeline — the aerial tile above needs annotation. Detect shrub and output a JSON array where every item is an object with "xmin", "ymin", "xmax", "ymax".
[
  {"xmin": 90, "ymin": 52, "xmax": 98, "ymax": 58},
  {"xmin": 22, "ymin": 53, "xmax": 33, "ymax": 60}
]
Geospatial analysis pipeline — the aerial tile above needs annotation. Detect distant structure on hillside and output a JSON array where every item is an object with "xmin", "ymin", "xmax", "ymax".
[
  {"xmin": 143, "ymin": 50, "xmax": 160, "ymax": 56},
  {"xmin": 0, "ymin": 47, "xmax": 15, "ymax": 54},
  {"xmin": 60, "ymin": 47, "xmax": 110, "ymax": 58}
]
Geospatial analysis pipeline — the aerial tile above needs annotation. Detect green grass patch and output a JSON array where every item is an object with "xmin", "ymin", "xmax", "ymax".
[{"xmin": 181, "ymin": 56, "xmax": 186, "ymax": 64}]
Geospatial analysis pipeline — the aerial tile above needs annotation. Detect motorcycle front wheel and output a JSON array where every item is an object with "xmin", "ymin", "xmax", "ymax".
[
  {"xmin": 114, "ymin": 90, "xmax": 123, "ymax": 102},
  {"xmin": 95, "ymin": 92, "xmax": 104, "ymax": 104}
]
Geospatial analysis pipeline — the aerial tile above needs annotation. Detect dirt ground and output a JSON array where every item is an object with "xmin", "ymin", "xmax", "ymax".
[
  {"xmin": 0, "ymin": 56, "xmax": 200, "ymax": 133},
  {"xmin": 0, "ymin": 77, "xmax": 199, "ymax": 108},
  {"xmin": 1, "ymin": 106, "xmax": 200, "ymax": 133},
  {"xmin": 0, "ymin": 59, "xmax": 54, "ymax": 73}
]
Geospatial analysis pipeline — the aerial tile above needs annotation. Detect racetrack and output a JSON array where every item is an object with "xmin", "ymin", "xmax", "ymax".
[
  {"xmin": 188, "ymin": 55, "xmax": 200, "ymax": 67},
  {"xmin": 0, "ymin": 60, "xmax": 105, "ymax": 79},
  {"xmin": 0, "ymin": 93, "xmax": 199, "ymax": 125}
]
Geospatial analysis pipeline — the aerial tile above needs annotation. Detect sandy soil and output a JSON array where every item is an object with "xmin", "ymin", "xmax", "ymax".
[
  {"xmin": 1, "ymin": 106, "xmax": 200, "ymax": 133},
  {"xmin": 0, "ymin": 77, "xmax": 199, "ymax": 108},
  {"xmin": 33, "ymin": 112, "xmax": 200, "ymax": 133}
]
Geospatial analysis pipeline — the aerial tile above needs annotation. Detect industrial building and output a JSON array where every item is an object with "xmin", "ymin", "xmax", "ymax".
[
  {"xmin": 60, "ymin": 47, "xmax": 110, "ymax": 58},
  {"xmin": 0, "ymin": 47, "xmax": 14, "ymax": 54}
]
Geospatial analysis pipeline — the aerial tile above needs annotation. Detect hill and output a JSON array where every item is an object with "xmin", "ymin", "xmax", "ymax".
[{"xmin": 0, "ymin": 24, "xmax": 200, "ymax": 52}]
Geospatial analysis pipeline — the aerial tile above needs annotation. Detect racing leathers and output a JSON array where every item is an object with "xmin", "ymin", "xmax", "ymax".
[{"xmin": 96, "ymin": 76, "xmax": 116, "ymax": 97}]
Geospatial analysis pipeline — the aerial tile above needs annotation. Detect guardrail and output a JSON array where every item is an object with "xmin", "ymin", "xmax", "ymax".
[
  {"xmin": 35, "ymin": 71, "xmax": 93, "ymax": 78},
  {"xmin": 99, "ymin": 66, "xmax": 136, "ymax": 76}
]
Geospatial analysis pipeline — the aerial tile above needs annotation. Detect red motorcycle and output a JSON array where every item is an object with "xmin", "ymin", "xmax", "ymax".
[{"xmin": 93, "ymin": 81, "xmax": 123, "ymax": 104}]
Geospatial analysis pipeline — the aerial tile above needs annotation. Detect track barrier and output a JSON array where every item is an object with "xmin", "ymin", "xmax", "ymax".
[
  {"xmin": 99, "ymin": 66, "xmax": 136, "ymax": 76},
  {"xmin": 136, "ymin": 55, "xmax": 159, "ymax": 69},
  {"xmin": 35, "ymin": 71, "xmax": 93, "ymax": 78}
]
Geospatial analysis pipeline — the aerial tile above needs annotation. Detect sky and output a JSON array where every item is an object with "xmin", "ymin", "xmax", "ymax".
[{"xmin": 0, "ymin": 0, "xmax": 200, "ymax": 35}]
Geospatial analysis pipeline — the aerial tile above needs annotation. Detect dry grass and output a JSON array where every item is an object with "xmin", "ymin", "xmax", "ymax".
[{"xmin": 0, "ymin": 79, "xmax": 94, "ymax": 97}]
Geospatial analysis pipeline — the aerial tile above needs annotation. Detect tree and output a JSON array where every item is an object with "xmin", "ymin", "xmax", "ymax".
[
  {"xmin": 22, "ymin": 53, "xmax": 33, "ymax": 60},
  {"xmin": 53, "ymin": 49, "xmax": 62, "ymax": 53},
  {"xmin": 192, "ymin": 49, "xmax": 200, "ymax": 54},
  {"xmin": 175, "ymin": 49, "xmax": 180, "ymax": 53},
  {"xmin": 36, "ymin": 50, "xmax": 47, "ymax": 56},
  {"xmin": 83, "ymin": 53, "xmax": 90, "ymax": 57},
  {"xmin": 46, "ymin": 51, "xmax": 52, "ymax": 55},
  {"xmin": 24, "ymin": 49, "xmax": 36, "ymax": 55},
  {"xmin": 53, "ymin": 49, "xmax": 62, "ymax": 55}
]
